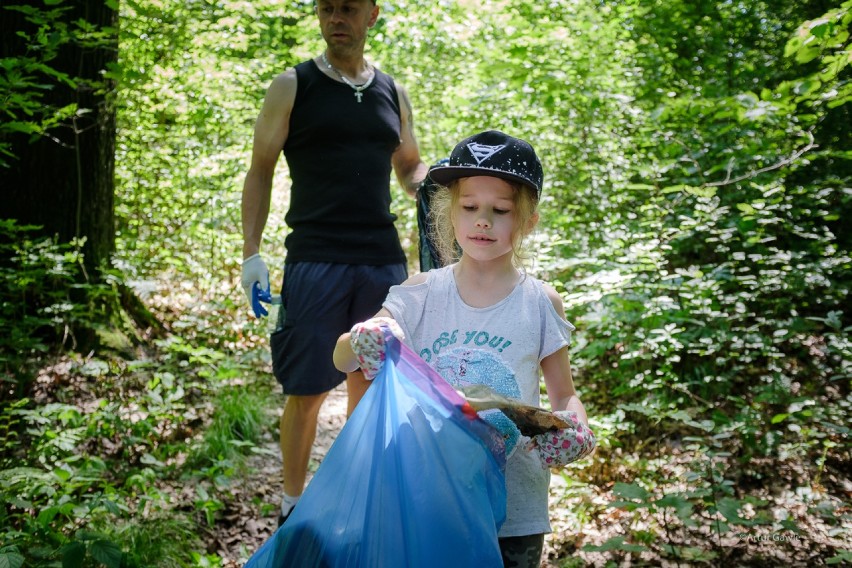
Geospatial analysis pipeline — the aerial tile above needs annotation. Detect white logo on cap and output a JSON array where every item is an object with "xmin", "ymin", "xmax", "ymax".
[{"xmin": 467, "ymin": 143, "xmax": 506, "ymax": 165}]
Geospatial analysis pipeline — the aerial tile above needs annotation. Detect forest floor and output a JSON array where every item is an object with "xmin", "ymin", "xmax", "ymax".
[
  {"xmin": 201, "ymin": 384, "xmax": 348, "ymax": 566},
  {"xmin": 20, "ymin": 293, "xmax": 848, "ymax": 567},
  {"xmin": 196, "ymin": 382, "xmax": 850, "ymax": 568}
]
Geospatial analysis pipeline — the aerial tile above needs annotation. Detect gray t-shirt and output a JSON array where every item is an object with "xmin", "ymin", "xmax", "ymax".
[{"xmin": 383, "ymin": 264, "xmax": 574, "ymax": 537}]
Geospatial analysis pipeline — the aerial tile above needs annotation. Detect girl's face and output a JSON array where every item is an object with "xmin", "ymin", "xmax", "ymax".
[{"xmin": 453, "ymin": 176, "xmax": 518, "ymax": 263}]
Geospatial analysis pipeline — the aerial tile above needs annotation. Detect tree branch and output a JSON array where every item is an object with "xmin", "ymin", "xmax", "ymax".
[{"xmin": 704, "ymin": 131, "xmax": 818, "ymax": 188}]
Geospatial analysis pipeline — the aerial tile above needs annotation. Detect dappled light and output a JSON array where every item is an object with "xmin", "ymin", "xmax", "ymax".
[{"xmin": 1, "ymin": 0, "xmax": 850, "ymax": 566}]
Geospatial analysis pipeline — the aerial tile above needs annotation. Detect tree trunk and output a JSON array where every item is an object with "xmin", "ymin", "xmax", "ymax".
[{"xmin": 1, "ymin": 1, "xmax": 119, "ymax": 275}]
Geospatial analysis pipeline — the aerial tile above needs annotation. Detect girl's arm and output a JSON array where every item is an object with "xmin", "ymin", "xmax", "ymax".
[
  {"xmin": 538, "ymin": 286, "xmax": 597, "ymax": 466},
  {"xmin": 540, "ymin": 283, "xmax": 589, "ymax": 424},
  {"xmin": 332, "ymin": 307, "xmax": 395, "ymax": 373},
  {"xmin": 538, "ymin": 349, "xmax": 597, "ymax": 467},
  {"xmin": 333, "ymin": 332, "xmax": 359, "ymax": 374},
  {"xmin": 541, "ymin": 347, "xmax": 589, "ymax": 425}
]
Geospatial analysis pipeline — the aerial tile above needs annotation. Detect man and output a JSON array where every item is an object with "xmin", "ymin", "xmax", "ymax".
[{"xmin": 240, "ymin": 0, "xmax": 427, "ymax": 526}]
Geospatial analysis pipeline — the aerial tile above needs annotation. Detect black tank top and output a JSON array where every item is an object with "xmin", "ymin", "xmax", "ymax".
[{"xmin": 282, "ymin": 60, "xmax": 405, "ymax": 265}]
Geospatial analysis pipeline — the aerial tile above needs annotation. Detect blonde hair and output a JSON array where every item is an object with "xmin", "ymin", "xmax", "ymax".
[{"xmin": 428, "ymin": 179, "xmax": 539, "ymax": 269}]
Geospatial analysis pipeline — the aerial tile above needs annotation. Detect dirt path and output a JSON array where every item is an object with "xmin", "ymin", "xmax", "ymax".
[{"xmin": 208, "ymin": 384, "xmax": 348, "ymax": 566}]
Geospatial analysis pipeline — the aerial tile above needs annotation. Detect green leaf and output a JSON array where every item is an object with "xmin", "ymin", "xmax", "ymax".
[
  {"xmin": 61, "ymin": 541, "xmax": 86, "ymax": 568},
  {"xmin": 793, "ymin": 79, "xmax": 821, "ymax": 96},
  {"xmin": 0, "ymin": 552, "xmax": 25, "ymax": 568},
  {"xmin": 53, "ymin": 467, "xmax": 72, "ymax": 482},
  {"xmin": 36, "ymin": 505, "xmax": 60, "ymax": 526},
  {"xmin": 90, "ymin": 540, "xmax": 123, "ymax": 568},
  {"xmin": 784, "ymin": 36, "xmax": 803, "ymax": 58},
  {"xmin": 660, "ymin": 184, "xmax": 718, "ymax": 198},
  {"xmin": 821, "ymin": 421, "xmax": 851, "ymax": 436},
  {"xmin": 75, "ymin": 530, "xmax": 106, "ymax": 542},
  {"xmin": 826, "ymin": 310, "xmax": 843, "ymax": 330},
  {"xmin": 716, "ymin": 497, "xmax": 748, "ymax": 524},
  {"xmin": 619, "ymin": 403, "xmax": 657, "ymax": 417},
  {"xmin": 583, "ymin": 535, "xmax": 647, "ymax": 553},
  {"xmin": 809, "ymin": 22, "xmax": 830, "ymax": 38},
  {"xmin": 100, "ymin": 499, "xmax": 122, "ymax": 515},
  {"xmin": 613, "ymin": 481, "xmax": 649, "ymax": 502},
  {"xmin": 795, "ymin": 46, "xmax": 821, "ymax": 64},
  {"xmin": 684, "ymin": 185, "xmax": 718, "ymax": 199},
  {"xmin": 1, "ymin": 121, "xmax": 41, "ymax": 134},
  {"xmin": 827, "ymin": 551, "xmax": 852, "ymax": 565},
  {"xmin": 771, "ymin": 413, "xmax": 789, "ymax": 424},
  {"xmin": 607, "ymin": 500, "xmax": 645, "ymax": 511},
  {"xmin": 655, "ymin": 494, "xmax": 694, "ymax": 519}
]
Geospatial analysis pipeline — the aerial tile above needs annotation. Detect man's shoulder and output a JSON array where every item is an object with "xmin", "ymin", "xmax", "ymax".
[
  {"xmin": 267, "ymin": 66, "xmax": 299, "ymax": 97},
  {"xmin": 273, "ymin": 65, "xmax": 299, "ymax": 84},
  {"xmin": 371, "ymin": 66, "xmax": 400, "ymax": 88}
]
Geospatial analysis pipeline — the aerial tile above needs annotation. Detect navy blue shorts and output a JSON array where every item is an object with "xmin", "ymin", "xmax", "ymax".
[{"xmin": 271, "ymin": 261, "xmax": 407, "ymax": 395}]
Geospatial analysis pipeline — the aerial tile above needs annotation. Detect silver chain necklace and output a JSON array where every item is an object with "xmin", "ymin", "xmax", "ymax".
[{"xmin": 321, "ymin": 51, "xmax": 374, "ymax": 103}]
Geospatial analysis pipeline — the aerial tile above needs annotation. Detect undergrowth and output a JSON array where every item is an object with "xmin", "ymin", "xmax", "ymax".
[{"xmin": 0, "ymin": 222, "xmax": 277, "ymax": 568}]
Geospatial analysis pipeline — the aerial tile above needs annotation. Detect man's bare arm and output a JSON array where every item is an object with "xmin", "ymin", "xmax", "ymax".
[
  {"xmin": 392, "ymin": 82, "xmax": 428, "ymax": 197},
  {"xmin": 242, "ymin": 69, "xmax": 297, "ymax": 258}
]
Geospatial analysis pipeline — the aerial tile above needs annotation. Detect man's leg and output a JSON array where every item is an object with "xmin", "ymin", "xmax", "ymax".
[
  {"xmin": 280, "ymin": 391, "xmax": 329, "ymax": 498},
  {"xmin": 345, "ymin": 370, "xmax": 370, "ymax": 417},
  {"xmin": 271, "ymin": 262, "xmax": 353, "ymax": 526}
]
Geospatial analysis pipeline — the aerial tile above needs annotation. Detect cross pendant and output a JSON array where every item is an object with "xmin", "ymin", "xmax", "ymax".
[{"xmin": 354, "ymin": 91, "xmax": 363, "ymax": 103}]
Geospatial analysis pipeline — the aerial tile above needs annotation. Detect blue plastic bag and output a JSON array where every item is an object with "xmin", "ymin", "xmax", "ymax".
[{"xmin": 245, "ymin": 334, "xmax": 507, "ymax": 567}]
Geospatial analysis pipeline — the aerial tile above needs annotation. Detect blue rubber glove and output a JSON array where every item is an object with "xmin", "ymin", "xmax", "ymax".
[
  {"xmin": 251, "ymin": 282, "xmax": 272, "ymax": 317},
  {"xmin": 241, "ymin": 254, "xmax": 270, "ymax": 318}
]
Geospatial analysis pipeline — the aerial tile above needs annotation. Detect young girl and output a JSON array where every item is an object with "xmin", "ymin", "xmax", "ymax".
[{"xmin": 333, "ymin": 130, "xmax": 595, "ymax": 568}]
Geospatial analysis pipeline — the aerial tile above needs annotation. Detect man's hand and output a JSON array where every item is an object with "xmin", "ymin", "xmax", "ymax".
[
  {"xmin": 241, "ymin": 254, "xmax": 270, "ymax": 317},
  {"xmin": 534, "ymin": 411, "xmax": 596, "ymax": 468},
  {"xmin": 349, "ymin": 317, "xmax": 404, "ymax": 379}
]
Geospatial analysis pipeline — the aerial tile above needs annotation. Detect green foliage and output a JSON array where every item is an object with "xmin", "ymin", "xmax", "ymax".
[
  {"xmin": 602, "ymin": 435, "xmax": 783, "ymax": 563},
  {"xmin": 194, "ymin": 386, "xmax": 269, "ymax": 463},
  {"xmin": 1, "ymin": 4, "xmax": 77, "ymax": 168},
  {"xmin": 185, "ymin": 382, "xmax": 275, "ymax": 502},
  {"xmin": 114, "ymin": 0, "xmax": 298, "ymax": 299},
  {"xmin": 0, "ymin": 2, "xmax": 118, "ymax": 169},
  {"xmin": 115, "ymin": 515, "xmax": 199, "ymax": 568},
  {"xmin": 3, "ymin": 0, "xmax": 850, "ymax": 565},
  {"xmin": 560, "ymin": 2, "xmax": 851, "ymax": 561},
  {"xmin": 570, "ymin": 0, "xmax": 850, "ymax": 430},
  {"xmin": 0, "ymin": 314, "xmax": 268, "ymax": 565},
  {"xmin": 0, "ymin": 221, "xmax": 110, "ymax": 396}
]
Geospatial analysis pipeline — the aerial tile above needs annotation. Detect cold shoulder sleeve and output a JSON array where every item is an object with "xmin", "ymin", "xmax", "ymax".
[
  {"xmin": 536, "ymin": 280, "xmax": 576, "ymax": 361},
  {"xmin": 382, "ymin": 275, "xmax": 432, "ymax": 342}
]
